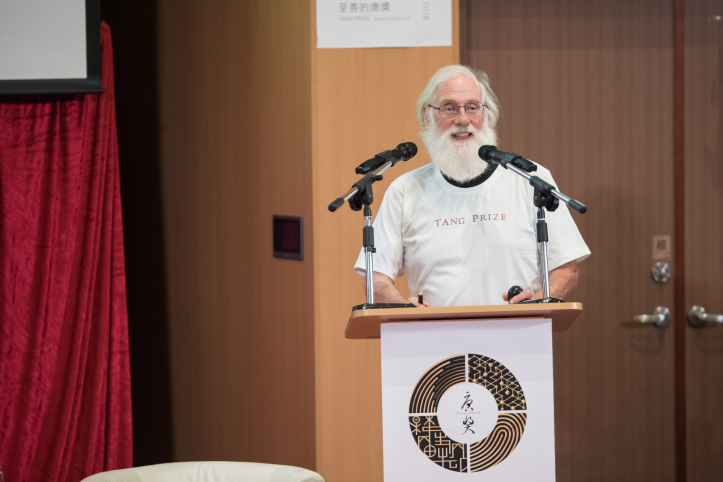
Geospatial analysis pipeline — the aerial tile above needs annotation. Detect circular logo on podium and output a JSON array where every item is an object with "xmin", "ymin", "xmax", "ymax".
[{"xmin": 408, "ymin": 354, "xmax": 527, "ymax": 473}]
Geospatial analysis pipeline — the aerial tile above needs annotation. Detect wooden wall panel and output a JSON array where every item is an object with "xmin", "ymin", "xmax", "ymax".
[
  {"xmin": 311, "ymin": 2, "xmax": 459, "ymax": 481},
  {"xmin": 463, "ymin": 1, "xmax": 676, "ymax": 480},
  {"xmin": 159, "ymin": 0, "xmax": 315, "ymax": 468}
]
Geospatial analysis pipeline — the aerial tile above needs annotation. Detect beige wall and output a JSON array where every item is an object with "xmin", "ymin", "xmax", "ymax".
[
  {"xmin": 311, "ymin": 2, "xmax": 459, "ymax": 480},
  {"xmin": 159, "ymin": 0, "xmax": 315, "ymax": 468},
  {"xmin": 158, "ymin": 0, "xmax": 458, "ymax": 478}
]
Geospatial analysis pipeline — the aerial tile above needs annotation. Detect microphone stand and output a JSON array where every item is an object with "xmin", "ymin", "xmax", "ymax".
[
  {"xmin": 490, "ymin": 158, "xmax": 587, "ymax": 304},
  {"xmin": 329, "ymin": 160, "xmax": 416, "ymax": 311}
]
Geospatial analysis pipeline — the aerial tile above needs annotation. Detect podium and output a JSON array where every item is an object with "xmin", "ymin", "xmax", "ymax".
[{"xmin": 346, "ymin": 303, "xmax": 582, "ymax": 482}]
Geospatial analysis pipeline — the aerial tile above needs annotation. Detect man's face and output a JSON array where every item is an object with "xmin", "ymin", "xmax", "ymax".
[
  {"xmin": 427, "ymin": 74, "xmax": 485, "ymax": 141},
  {"xmin": 420, "ymin": 73, "xmax": 497, "ymax": 183}
]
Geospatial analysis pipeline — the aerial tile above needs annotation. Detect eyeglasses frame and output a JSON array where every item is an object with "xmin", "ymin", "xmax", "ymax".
[{"xmin": 427, "ymin": 102, "xmax": 487, "ymax": 118}]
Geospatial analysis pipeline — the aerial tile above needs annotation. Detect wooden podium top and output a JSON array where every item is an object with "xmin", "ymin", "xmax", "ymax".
[{"xmin": 345, "ymin": 302, "xmax": 583, "ymax": 339}]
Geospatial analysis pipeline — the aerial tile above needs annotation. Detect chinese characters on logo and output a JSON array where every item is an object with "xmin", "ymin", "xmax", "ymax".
[
  {"xmin": 461, "ymin": 391, "xmax": 475, "ymax": 434},
  {"xmin": 463, "ymin": 414, "xmax": 475, "ymax": 434},
  {"xmin": 461, "ymin": 391, "xmax": 473, "ymax": 410}
]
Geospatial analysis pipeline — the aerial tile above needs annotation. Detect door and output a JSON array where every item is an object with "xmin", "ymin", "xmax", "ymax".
[
  {"xmin": 462, "ymin": 0, "xmax": 677, "ymax": 479},
  {"xmin": 685, "ymin": 0, "xmax": 723, "ymax": 479}
]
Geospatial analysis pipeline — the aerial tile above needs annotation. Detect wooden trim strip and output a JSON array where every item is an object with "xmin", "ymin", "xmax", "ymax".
[
  {"xmin": 346, "ymin": 303, "xmax": 583, "ymax": 338},
  {"xmin": 673, "ymin": 0, "xmax": 686, "ymax": 480}
]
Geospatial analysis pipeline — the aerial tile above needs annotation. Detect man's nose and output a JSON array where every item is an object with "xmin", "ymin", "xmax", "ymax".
[{"xmin": 455, "ymin": 107, "xmax": 470, "ymax": 125}]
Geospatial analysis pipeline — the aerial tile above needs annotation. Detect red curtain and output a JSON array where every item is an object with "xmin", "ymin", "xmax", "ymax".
[{"xmin": 0, "ymin": 23, "xmax": 132, "ymax": 482}]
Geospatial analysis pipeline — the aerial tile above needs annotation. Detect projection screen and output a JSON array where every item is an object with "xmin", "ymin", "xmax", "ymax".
[{"xmin": 0, "ymin": 0, "xmax": 102, "ymax": 94}]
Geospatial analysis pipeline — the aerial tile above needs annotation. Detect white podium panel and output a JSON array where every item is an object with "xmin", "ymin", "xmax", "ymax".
[{"xmin": 380, "ymin": 318, "xmax": 556, "ymax": 481}]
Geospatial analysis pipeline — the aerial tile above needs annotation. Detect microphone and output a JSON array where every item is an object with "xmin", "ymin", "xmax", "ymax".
[
  {"xmin": 479, "ymin": 145, "xmax": 587, "ymax": 214},
  {"xmin": 356, "ymin": 142, "xmax": 418, "ymax": 174},
  {"xmin": 328, "ymin": 142, "xmax": 419, "ymax": 212},
  {"xmin": 478, "ymin": 145, "xmax": 537, "ymax": 172},
  {"xmin": 382, "ymin": 142, "xmax": 418, "ymax": 163}
]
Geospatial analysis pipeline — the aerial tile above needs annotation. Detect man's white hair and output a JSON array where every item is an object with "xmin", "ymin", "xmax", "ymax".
[{"xmin": 416, "ymin": 65, "xmax": 500, "ymax": 132}]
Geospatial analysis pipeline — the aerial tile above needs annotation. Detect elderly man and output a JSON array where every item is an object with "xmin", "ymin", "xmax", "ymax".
[{"xmin": 353, "ymin": 65, "xmax": 590, "ymax": 307}]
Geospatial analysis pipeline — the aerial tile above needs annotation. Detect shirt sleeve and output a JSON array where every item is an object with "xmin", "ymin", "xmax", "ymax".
[
  {"xmin": 536, "ymin": 169, "xmax": 591, "ymax": 271},
  {"xmin": 353, "ymin": 180, "xmax": 406, "ymax": 281}
]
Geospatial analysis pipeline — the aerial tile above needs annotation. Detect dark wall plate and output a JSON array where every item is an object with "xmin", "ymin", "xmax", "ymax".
[{"xmin": 273, "ymin": 215, "xmax": 304, "ymax": 261}]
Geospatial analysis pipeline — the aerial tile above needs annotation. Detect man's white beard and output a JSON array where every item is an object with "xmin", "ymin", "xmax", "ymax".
[{"xmin": 421, "ymin": 118, "xmax": 498, "ymax": 183}]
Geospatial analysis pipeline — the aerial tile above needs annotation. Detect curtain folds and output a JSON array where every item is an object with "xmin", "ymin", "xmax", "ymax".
[{"xmin": 0, "ymin": 22, "xmax": 132, "ymax": 482}]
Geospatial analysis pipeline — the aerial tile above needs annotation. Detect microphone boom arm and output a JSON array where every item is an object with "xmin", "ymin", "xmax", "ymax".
[
  {"xmin": 328, "ymin": 160, "xmax": 394, "ymax": 212},
  {"xmin": 500, "ymin": 161, "xmax": 588, "ymax": 214}
]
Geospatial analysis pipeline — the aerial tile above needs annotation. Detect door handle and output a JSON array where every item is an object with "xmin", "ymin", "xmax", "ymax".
[
  {"xmin": 633, "ymin": 306, "xmax": 671, "ymax": 327},
  {"xmin": 687, "ymin": 306, "xmax": 723, "ymax": 328}
]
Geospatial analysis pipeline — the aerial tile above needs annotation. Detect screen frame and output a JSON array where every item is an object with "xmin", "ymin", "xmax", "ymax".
[
  {"xmin": 0, "ymin": 0, "xmax": 103, "ymax": 95},
  {"xmin": 273, "ymin": 215, "xmax": 304, "ymax": 261}
]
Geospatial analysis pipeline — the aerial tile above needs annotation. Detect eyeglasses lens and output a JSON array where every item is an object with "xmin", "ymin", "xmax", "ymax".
[{"xmin": 440, "ymin": 103, "xmax": 484, "ymax": 118}]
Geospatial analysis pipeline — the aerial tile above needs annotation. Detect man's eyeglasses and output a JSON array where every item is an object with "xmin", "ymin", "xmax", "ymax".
[{"xmin": 428, "ymin": 102, "xmax": 487, "ymax": 118}]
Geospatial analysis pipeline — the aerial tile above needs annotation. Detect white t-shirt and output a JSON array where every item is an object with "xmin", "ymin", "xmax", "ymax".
[{"xmin": 353, "ymin": 163, "xmax": 591, "ymax": 307}]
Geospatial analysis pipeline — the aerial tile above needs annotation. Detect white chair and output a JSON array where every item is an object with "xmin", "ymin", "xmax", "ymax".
[{"xmin": 81, "ymin": 461, "xmax": 324, "ymax": 482}]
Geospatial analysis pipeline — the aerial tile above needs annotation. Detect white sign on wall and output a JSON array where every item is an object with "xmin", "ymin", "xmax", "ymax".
[
  {"xmin": 316, "ymin": 0, "xmax": 452, "ymax": 49},
  {"xmin": 380, "ymin": 318, "xmax": 556, "ymax": 481}
]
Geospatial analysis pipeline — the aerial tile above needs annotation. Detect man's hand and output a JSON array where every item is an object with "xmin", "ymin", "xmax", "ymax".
[
  {"xmin": 502, "ymin": 289, "xmax": 539, "ymax": 304},
  {"xmin": 368, "ymin": 272, "xmax": 431, "ymax": 308},
  {"xmin": 501, "ymin": 260, "xmax": 579, "ymax": 303}
]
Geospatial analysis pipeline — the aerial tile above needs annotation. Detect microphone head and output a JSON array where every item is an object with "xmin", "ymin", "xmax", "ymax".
[
  {"xmin": 478, "ymin": 145, "xmax": 497, "ymax": 161},
  {"xmin": 396, "ymin": 142, "xmax": 418, "ymax": 160}
]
